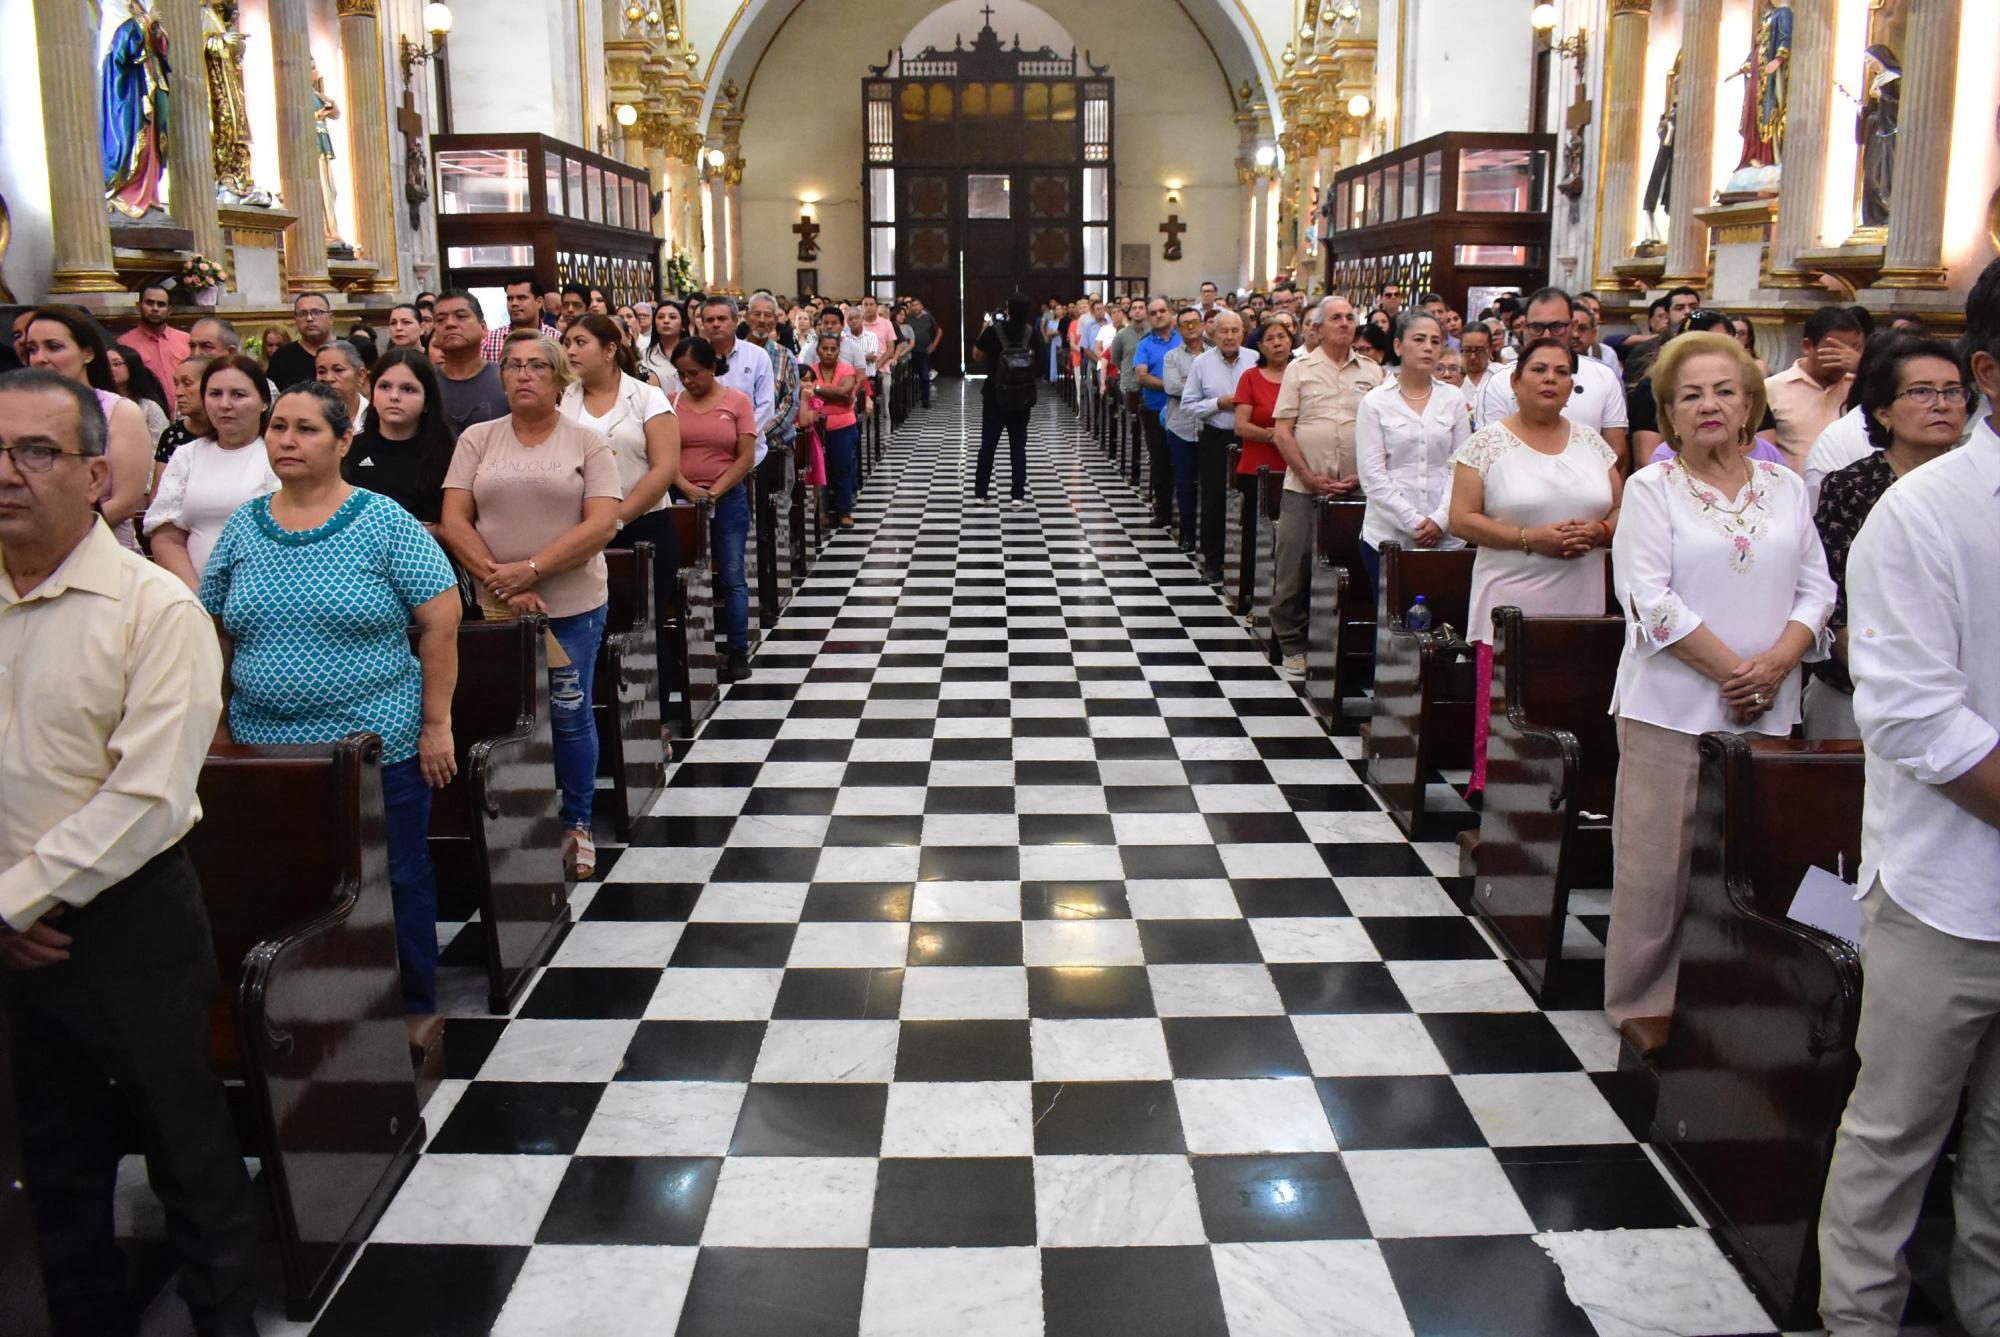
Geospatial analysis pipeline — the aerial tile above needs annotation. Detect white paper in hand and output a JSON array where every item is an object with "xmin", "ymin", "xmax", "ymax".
[{"xmin": 1788, "ymin": 864, "xmax": 1863, "ymax": 950}]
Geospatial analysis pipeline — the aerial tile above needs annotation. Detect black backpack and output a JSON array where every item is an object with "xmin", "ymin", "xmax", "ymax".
[{"xmin": 993, "ymin": 322, "xmax": 1037, "ymax": 412}]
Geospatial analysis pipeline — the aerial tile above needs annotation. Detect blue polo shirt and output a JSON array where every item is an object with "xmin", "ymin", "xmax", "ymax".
[{"xmin": 1133, "ymin": 329, "xmax": 1182, "ymax": 414}]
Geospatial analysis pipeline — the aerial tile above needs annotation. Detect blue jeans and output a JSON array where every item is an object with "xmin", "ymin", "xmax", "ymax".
[
  {"xmin": 823, "ymin": 424, "xmax": 859, "ymax": 517},
  {"xmin": 1358, "ymin": 540, "xmax": 1382, "ymax": 612},
  {"xmin": 709, "ymin": 483, "xmax": 751, "ymax": 655},
  {"xmin": 380, "ymin": 756, "xmax": 439, "ymax": 1013},
  {"xmin": 547, "ymin": 603, "xmax": 607, "ymax": 831},
  {"xmin": 912, "ymin": 347, "xmax": 931, "ymax": 405},
  {"xmin": 1167, "ymin": 429, "xmax": 1199, "ymax": 544}
]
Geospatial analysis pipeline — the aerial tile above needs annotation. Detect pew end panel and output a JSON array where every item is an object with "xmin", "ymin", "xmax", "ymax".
[
  {"xmin": 1222, "ymin": 444, "xmax": 1247, "ymax": 613},
  {"xmin": 663, "ymin": 501, "xmax": 720, "ymax": 739},
  {"xmin": 425, "ymin": 618, "xmax": 570, "ymax": 1015},
  {"xmin": 1305, "ymin": 499, "xmax": 1372, "ymax": 728},
  {"xmin": 1364, "ymin": 544, "xmax": 1478, "ymax": 838},
  {"xmin": 597, "ymin": 546, "xmax": 668, "ymax": 842},
  {"xmin": 186, "ymin": 733, "xmax": 423, "ymax": 1320},
  {"xmin": 1652, "ymin": 734, "xmax": 1865, "ymax": 1331},
  {"xmin": 1472, "ymin": 609, "xmax": 1625, "ymax": 1004}
]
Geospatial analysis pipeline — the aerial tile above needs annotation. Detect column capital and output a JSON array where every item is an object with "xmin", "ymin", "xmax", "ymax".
[
  {"xmin": 1608, "ymin": 0, "xmax": 1653, "ymax": 16},
  {"xmin": 335, "ymin": 0, "xmax": 377, "ymax": 16}
]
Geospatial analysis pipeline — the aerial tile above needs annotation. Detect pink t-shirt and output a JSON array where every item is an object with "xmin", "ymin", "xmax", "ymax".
[
  {"xmin": 863, "ymin": 317, "xmax": 898, "ymax": 370},
  {"xmin": 804, "ymin": 361, "xmax": 860, "ymax": 432},
  {"xmin": 444, "ymin": 415, "xmax": 624, "ymax": 617},
  {"xmin": 673, "ymin": 386, "xmax": 758, "ymax": 491}
]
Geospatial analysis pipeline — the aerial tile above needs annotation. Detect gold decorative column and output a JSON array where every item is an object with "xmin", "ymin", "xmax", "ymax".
[
  {"xmin": 32, "ymin": 0, "xmax": 122, "ymax": 294},
  {"xmin": 1661, "ymin": 0, "xmax": 1721, "ymax": 288},
  {"xmin": 159, "ymin": 0, "xmax": 226, "ymax": 262},
  {"xmin": 336, "ymin": 0, "xmax": 398, "ymax": 290},
  {"xmin": 1764, "ymin": 0, "xmax": 1833, "ymax": 285},
  {"xmin": 1875, "ymin": 0, "xmax": 1962, "ymax": 288},
  {"xmin": 1593, "ymin": 0, "xmax": 1652, "ymax": 286},
  {"xmin": 270, "ymin": 0, "xmax": 332, "ymax": 291}
]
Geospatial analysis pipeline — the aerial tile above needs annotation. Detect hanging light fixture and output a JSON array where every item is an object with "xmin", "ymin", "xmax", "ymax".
[{"xmin": 1530, "ymin": 3, "xmax": 1559, "ymax": 31}]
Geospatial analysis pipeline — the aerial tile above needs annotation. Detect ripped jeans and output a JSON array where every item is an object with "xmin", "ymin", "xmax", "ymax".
[{"xmin": 547, "ymin": 602, "xmax": 608, "ymax": 831}]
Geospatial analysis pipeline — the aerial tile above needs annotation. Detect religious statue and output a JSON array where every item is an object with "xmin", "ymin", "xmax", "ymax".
[
  {"xmin": 101, "ymin": 0, "xmax": 172, "ymax": 220},
  {"xmin": 202, "ymin": 0, "xmax": 269, "ymax": 206},
  {"xmin": 1638, "ymin": 50, "xmax": 1680, "ymax": 250},
  {"xmin": 311, "ymin": 63, "xmax": 344, "ymax": 245},
  {"xmin": 1727, "ymin": 0, "xmax": 1792, "ymax": 188},
  {"xmin": 1856, "ymin": 43, "xmax": 1901, "ymax": 230}
]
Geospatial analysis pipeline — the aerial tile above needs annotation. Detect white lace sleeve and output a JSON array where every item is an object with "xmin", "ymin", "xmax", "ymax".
[
  {"xmin": 1577, "ymin": 424, "xmax": 1618, "ymax": 470},
  {"xmin": 1452, "ymin": 423, "xmax": 1514, "ymax": 477},
  {"xmin": 143, "ymin": 444, "xmax": 194, "ymax": 535}
]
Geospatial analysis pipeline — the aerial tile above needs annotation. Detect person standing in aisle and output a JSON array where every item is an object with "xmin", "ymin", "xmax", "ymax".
[{"xmin": 969, "ymin": 293, "xmax": 1045, "ymax": 507}]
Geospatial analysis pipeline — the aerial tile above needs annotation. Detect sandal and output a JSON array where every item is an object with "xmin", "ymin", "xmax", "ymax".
[{"xmin": 564, "ymin": 827, "xmax": 597, "ymax": 880}]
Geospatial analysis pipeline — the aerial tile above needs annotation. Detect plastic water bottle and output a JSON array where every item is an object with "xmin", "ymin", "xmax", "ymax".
[{"xmin": 1406, "ymin": 594, "xmax": 1432, "ymax": 632}]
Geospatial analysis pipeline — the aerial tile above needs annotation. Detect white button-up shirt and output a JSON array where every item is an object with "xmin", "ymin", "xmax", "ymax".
[
  {"xmin": 1479, "ymin": 354, "xmax": 1629, "ymax": 438},
  {"xmin": 1847, "ymin": 415, "xmax": 2000, "ymax": 941},
  {"xmin": 1355, "ymin": 378, "xmax": 1469, "ymax": 551},
  {"xmin": 1803, "ymin": 406, "xmax": 1872, "ymax": 511},
  {"xmin": 1182, "ymin": 345, "xmax": 1259, "ymax": 431}
]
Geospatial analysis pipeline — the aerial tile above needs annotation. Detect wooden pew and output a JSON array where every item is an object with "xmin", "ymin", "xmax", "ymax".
[
  {"xmin": 755, "ymin": 447, "xmax": 797, "ymax": 625},
  {"xmin": 793, "ymin": 432, "xmax": 822, "ymax": 573},
  {"xmin": 1221, "ymin": 444, "xmax": 1247, "ymax": 607},
  {"xmin": 1471, "ymin": 608, "xmax": 1625, "ymax": 1002},
  {"xmin": 0, "ymin": 1028, "xmax": 50, "ymax": 1337},
  {"xmin": 427, "ymin": 619, "xmax": 569, "ymax": 1015},
  {"xmin": 1364, "ymin": 543, "xmax": 1478, "ymax": 838},
  {"xmin": 1651, "ymin": 734, "xmax": 1865, "ymax": 1331},
  {"xmin": 596, "ymin": 546, "xmax": 667, "ymax": 843},
  {"xmin": 662, "ymin": 501, "xmax": 720, "ymax": 738},
  {"xmin": 1245, "ymin": 467, "xmax": 1283, "ymax": 659},
  {"xmin": 1304, "ymin": 498, "xmax": 1372, "ymax": 726},
  {"xmin": 185, "ymin": 733, "xmax": 425, "ymax": 1319}
]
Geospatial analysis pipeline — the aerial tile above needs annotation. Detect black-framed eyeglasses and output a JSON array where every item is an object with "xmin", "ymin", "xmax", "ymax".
[
  {"xmin": 1522, "ymin": 320, "xmax": 1569, "ymax": 337},
  {"xmin": 1895, "ymin": 384, "xmax": 1975, "ymax": 408},
  {"xmin": 0, "ymin": 444, "xmax": 84, "ymax": 473}
]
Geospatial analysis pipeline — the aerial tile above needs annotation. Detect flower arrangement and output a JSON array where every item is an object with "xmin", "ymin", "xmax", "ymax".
[
  {"xmin": 178, "ymin": 254, "xmax": 230, "ymax": 296},
  {"xmin": 665, "ymin": 248, "xmax": 695, "ymax": 296}
]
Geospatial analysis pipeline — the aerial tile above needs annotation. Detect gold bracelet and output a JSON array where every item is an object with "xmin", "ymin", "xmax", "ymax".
[{"xmin": 1518, "ymin": 527, "xmax": 1530, "ymax": 554}]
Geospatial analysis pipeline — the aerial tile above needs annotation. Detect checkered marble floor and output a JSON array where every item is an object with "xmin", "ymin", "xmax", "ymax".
[{"xmin": 279, "ymin": 382, "xmax": 1826, "ymax": 1336}]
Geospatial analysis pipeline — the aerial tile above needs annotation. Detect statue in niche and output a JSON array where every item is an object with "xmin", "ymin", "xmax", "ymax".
[
  {"xmin": 311, "ymin": 62, "xmax": 344, "ymax": 245},
  {"xmin": 1637, "ymin": 50, "xmax": 1680, "ymax": 252},
  {"xmin": 1855, "ymin": 43, "xmax": 1900, "ymax": 230},
  {"xmin": 101, "ymin": 0, "xmax": 172, "ymax": 220},
  {"xmin": 1724, "ymin": 0, "xmax": 1791, "ymax": 195},
  {"xmin": 203, "ymin": 0, "xmax": 270, "ymax": 206}
]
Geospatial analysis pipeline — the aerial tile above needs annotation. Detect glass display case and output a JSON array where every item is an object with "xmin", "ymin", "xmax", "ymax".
[{"xmin": 433, "ymin": 134, "xmax": 662, "ymax": 303}]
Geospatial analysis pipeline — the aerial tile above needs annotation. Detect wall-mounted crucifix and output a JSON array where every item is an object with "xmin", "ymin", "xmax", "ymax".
[
  {"xmin": 1159, "ymin": 213, "xmax": 1185, "ymax": 261},
  {"xmin": 793, "ymin": 213, "xmax": 821, "ymax": 261}
]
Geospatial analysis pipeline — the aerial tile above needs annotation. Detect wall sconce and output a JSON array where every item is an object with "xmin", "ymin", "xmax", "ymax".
[
  {"xmin": 704, "ymin": 148, "xmax": 726, "ymax": 169},
  {"xmin": 1346, "ymin": 93, "xmax": 1371, "ymax": 119},
  {"xmin": 1531, "ymin": 5, "xmax": 1587, "ymax": 58},
  {"xmin": 1165, "ymin": 181, "xmax": 1181, "ymax": 204},
  {"xmin": 614, "ymin": 102, "xmax": 638, "ymax": 127},
  {"xmin": 399, "ymin": 3, "xmax": 454, "ymax": 133},
  {"xmin": 799, "ymin": 193, "xmax": 819, "ymax": 214},
  {"xmin": 1254, "ymin": 144, "xmax": 1277, "ymax": 168}
]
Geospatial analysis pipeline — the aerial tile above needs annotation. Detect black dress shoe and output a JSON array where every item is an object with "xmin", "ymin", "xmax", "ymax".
[{"xmin": 726, "ymin": 650, "xmax": 752, "ymax": 682}]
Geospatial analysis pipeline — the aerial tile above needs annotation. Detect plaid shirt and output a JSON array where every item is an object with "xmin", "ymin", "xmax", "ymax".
[
  {"xmin": 480, "ymin": 327, "xmax": 511, "ymax": 365},
  {"xmin": 759, "ymin": 338, "xmax": 798, "ymax": 448}
]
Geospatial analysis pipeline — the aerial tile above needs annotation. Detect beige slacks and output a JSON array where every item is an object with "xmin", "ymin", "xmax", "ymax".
[
  {"xmin": 1605, "ymin": 716, "xmax": 1704, "ymax": 1026},
  {"xmin": 1803, "ymin": 674, "xmax": 1861, "ymax": 741},
  {"xmin": 1819, "ymin": 887, "xmax": 2000, "ymax": 1336}
]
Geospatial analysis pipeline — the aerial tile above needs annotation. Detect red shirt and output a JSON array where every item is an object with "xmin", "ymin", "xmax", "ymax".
[
  {"xmin": 117, "ymin": 322, "xmax": 190, "ymax": 393},
  {"xmin": 1235, "ymin": 366, "xmax": 1286, "ymax": 476}
]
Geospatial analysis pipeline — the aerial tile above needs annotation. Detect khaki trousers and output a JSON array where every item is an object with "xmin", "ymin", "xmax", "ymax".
[
  {"xmin": 1819, "ymin": 887, "xmax": 2000, "ymax": 1336},
  {"xmin": 1270, "ymin": 489, "xmax": 1316, "ymax": 658},
  {"xmin": 1605, "ymin": 716, "xmax": 1704, "ymax": 1025}
]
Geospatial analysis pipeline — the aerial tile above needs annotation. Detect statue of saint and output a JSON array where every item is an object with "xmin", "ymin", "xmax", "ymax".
[
  {"xmin": 1856, "ymin": 43, "xmax": 1900, "ymax": 230},
  {"xmin": 1638, "ymin": 51, "xmax": 1680, "ymax": 250},
  {"xmin": 101, "ymin": 0, "xmax": 172, "ymax": 219},
  {"xmin": 1731, "ymin": 0, "xmax": 1792, "ymax": 172},
  {"xmin": 311, "ymin": 63, "xmax": 343, "ymax": 244},
  {"xmin": 202, "ymin": 0, "xmax": 269, "ymax": 206}
]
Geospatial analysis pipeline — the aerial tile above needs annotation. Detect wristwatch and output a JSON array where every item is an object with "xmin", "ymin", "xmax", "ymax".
[{"xmin": 527, "ymin": 558, "xmax": 541, "ymax": 576}]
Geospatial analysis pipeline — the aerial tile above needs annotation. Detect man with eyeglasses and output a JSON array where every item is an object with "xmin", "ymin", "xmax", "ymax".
[
  {"xmin": 432, "ymin": 290, "xmax": 509, "ymax": 433},
  {"xmin": 0, "ymin": 369, "xmax": 261, "ymax": 1337},
  {"xmin": 1477, "ymin": 286, "xmax": 1631, "ymax": 473},
  {"xmin": 1377, "ymin": 284, "xmax": 1404, "ymax": 319},
  {"xmin": 266, "ymin": 291, "xmax": 332, "ymax": 389}
]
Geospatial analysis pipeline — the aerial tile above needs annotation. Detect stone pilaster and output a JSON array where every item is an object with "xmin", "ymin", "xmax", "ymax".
[
  {"xmin": 1593, "ymin": 0, "xmax": 1652, "ymax": 285},
  {"xmin": 270, "ymin": 0, "xmax": 332, "ymax": 291},
  {"xmin": 159, "ymin": 0, "xmax": 226, "ymax": 263},
  {"xmin": 1875, "ymin": 0, "xmax": 1961, "ymax": 288},
  {"xmin": 33, "ymin": 0, "xmax": 123, "ymax": 294},
  {"xmin": 1662, "ymin": 0, "xmax": 1721, "ymax": 288},
  {"xmin": 337, "ymin": 0, "xmax": 398, "ymax": 290},
  {"xmin": 1764, "ymin": 0, "xmax": 1832, "ymax": 285}
]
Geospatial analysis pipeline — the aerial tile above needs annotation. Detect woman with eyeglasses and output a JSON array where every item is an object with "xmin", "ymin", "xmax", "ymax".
[
  {"xmin": 439, "ymin": 329, "xmax": 623, "ymax": 877},
  {"xmin": 19, "ymin": 307, "xmax": 156, "ymax": 551},
  {"xmin": 146, "ymin": 354, "xmax": 280, "ymax": 587},
  {"xmin": 1806, "ymin": 335, "xmax": 1971, "ymax": 740}
]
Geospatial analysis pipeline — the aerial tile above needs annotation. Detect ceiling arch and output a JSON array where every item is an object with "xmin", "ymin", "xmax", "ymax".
[{"xmin": 698, "ymin": 0, "xmax": 1282, "ymax": 131}]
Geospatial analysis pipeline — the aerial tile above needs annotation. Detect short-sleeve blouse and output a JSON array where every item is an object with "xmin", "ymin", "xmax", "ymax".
[
  {"xmin": 199, "ymin": 489, "xmax": 455, "ymax": 764},
  {"xmin": 559, "ymin": 373, "xmax": 675, "ymax": 510},
  {"xmin": 144, "ymin": 437, "xmax": 282, "ymax": 576},
  {"xmin": 1452, "ymin": 420, "xmax": 1618, "ymax": 644},
  {"xmin": 675, "ymin": 386, "xmax": 759, "ymax": 489},
  {"xmin": 1235, "ymin": 366, "xmax": 1286, "ymax": 476}
]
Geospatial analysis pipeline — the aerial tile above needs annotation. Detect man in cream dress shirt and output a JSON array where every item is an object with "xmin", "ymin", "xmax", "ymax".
[{"xmin": 0, "ymin": 370, "xmax": 258, "ymax": 1336}]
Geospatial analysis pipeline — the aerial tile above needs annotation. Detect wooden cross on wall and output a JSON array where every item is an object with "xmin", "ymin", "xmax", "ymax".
[
  {"xmin": 397, "ymin": 84, "xmax": 431, "ymax": 225},
  {"xmin": 1159, "ymin": 213, "xmax": 1185, "ymax": 261},
  {"xmin": 793, "ymin": 213, "xmax": 820, "ymax": 261}
]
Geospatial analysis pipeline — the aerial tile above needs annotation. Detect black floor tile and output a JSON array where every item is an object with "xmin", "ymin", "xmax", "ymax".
[
  {"xmin": 800, "ymin": 883, "xmax": 915, "ymax": 921},
  {"xmin": 766, "ymin": 738, "xmax": 855, "ymax": 764},
  {"xmin": 1103, "ymin": 785, "xmax": 1200, "ymax": 813},
  {"xmin": 921, "ymin": 785, "xmax": 1018, "ymax": 813},
  {"xmin": 894, "ymin": 1019, "xmax": 1033, "ymax": 1082},
  {"xmin": 1497, "ymin": 1144, "xmax": 1697, "ymax": 1232},
  {"xmin": 710, "ymin": 846, "xmax": 823, "ymax": 883},
  {"xmin": 1136, "ymin": 918, "xmax": 1263, "ymax": 965},
  {"xmin": 582, "ymin": 882, "xmax": 707, "ymax": 921},
  {"xmin": 932, "ymin": 737, "xmax": 1013, "ymax": 762},
  {"xmin": 674, "ymin": 1247, "xmax": 867, "ymax": 1337},
  {"xmin": 428, "ymin": 1081, "xmax": 602, "ymax": 1155},
  {"xmin": 1267, "ymin": 962, "xmax": 1410, "ymax": 1014},
  {"xmin": 738, "ymin": 787, "xmax": 840, "ymax": 815},
  {"xmin": 669, "ymin": 761, "xmax": 766, "ymax": 788},
  {"xmin": 1026, "ymin": 965, "xmax": 1156, "ymax": 1018},
  {"xmin": 639, "ymin": 815, "xmax": 738, "ymax": 847},
  {"xmin": 823, "ymin": 815, "xmax": 925, "ymax": 847},
  {"xmin": 1020, "ymin": 881, "xmax": 1132, "ymax": 920},
  {"xmin": 1190, "ymin": 1152, "xmax": 1372, "ymax": 1242},
  {"xmin": 1030, "ymin": 1080, "xmax": 1186, "ymax": 1154},
  {"xmin": 1093, "ymin": 736, "xmax": 1181, "ymax": 761},
  {"xmin": 1231, "ymin": 877, "xmax": 1350, "ymax": 917},
  {"xmin": 1018, "ymin": 813, "xmax": 1118, "ymax": 845},
  {"xmin": 535, "ymin": 1155, "xmax": 721, "ymax": 1245},
  {"xmin": 1280, "ymin": 782, "xmax": 1384, "ymax": 812},
  {"xmin": 617, "ymin": 1020, "xmax": 767, "ymax": 1082},
  {"xmin": 1317, "ymin": 843, "xmax": 1435, "ymax": 877},
  {"xmin": 1380, "ymin": 1235, "xmax": 1597, "ymax": 1337},
  {"xmin": 842, "ymin": 761, "xmax": 933, "ymax": 787},
  {"xmin": 727, "ymin": 1083, "xmax": 888, "ymax": 1157},
  {"xmin": 1421, "ymin": 1013, "xmax": 1585, "ymax": 1074},
  {"xmin": 517, "ymin": 968, "xmax": 662, "ymax": 1020},
  {"xmin": 771, "ymin": 968, "xmax": 905, "ymax": 1019},
  {"xmin": 868, "ymin": 1157, "xmax": 1037, "ymax": 1247},
  {"xmin": 1315, "ymin": 1075, "xmax": 1487, "ymax": 1149},
  {"xmin": 440, "ymin": 1017, "xmax": 507, "ymax": 1079},
  {"xmin": 1119, "ymin": 844, "xmax": 1227, "ymax": 880},
  {"xmin": 1203, "ymin": 812, "xmax": 1311, "ymax": 844},
  {"xmin": 309, "ymin": 1244, "xmax": 528, "ymax": 1337},
  {"xmin": 1041, "ymin": 1246, "xmax": 1230, "ymax": 1337},
  {"xmin": 918, "ymin": 845, "xmax": 1021, "ymax": 881},
  {"xmin": 1163, "ymin": 1016, "xmax": 1312, "ymax": 1078},
  {"xmin": 1015, "ymin": 760, "xmax": 1104, "ymax": 787},
  {"xmin": 1363, "ymin": 915, "xmax": 1499, "ymax": 960},
  {"xmin": 906, "ymin": 921, "xmax": 1023, "ymax": 966},
  {"xmin": 668, "ymin": 922, "xmax": 798, "ymax": 968}
]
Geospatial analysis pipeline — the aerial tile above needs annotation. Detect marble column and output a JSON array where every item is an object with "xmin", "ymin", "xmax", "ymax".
[
  {"xmin": 1876, "ymin": 0, "xmax": 1962, "ymax": 288},
  {"xmin": 1764, "ymin": 0, "xmax": 1833, "ymax": 284},
  {"xmin": 337, "ymin": 0, "xmax": 398, "ymax": 290},
  {"xmin": 1238, "ymin": 162, "xmax": 1259, "ymax": 291},
  {"xmin": 722, "ymin": 162, "xmax": 745, "ymax": 294},
  {"xmin": 1594, "ymin": 0, "xmax": 1652, "ymax": 283},
  {"xmin": 1661, "ymin": 0, "xmax": 1721, "ymax": 288},
  {"xmin": 270, "ymin": 0, "xmax": 332, "ymax": 291},
  {"xmin": 158, "ymin": 0, "xmax": 226, "ymax": 263},
  {"xmin": 33, "ymin": 0, "xmax": 123, "ymax": 294}
]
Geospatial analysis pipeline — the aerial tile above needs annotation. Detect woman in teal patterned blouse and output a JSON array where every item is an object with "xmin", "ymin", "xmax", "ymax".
[{"xmin": 200, "ymin": 381, "xmax": 462, "ymax": 1046}]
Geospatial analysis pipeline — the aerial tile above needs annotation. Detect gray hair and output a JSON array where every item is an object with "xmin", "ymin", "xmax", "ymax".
[
  {"xmin": 192, "ymin": 316, "xmax": 241, "ymax": 350},
  {"xmin": 747, "ymin": 290, "xmax": 779, "ymax": 314},
  {"xmin": 1315, "ymin": 295, "xmax": 1353, "ymax": 324},
  {"xmin": 633, "ymin": 301, "xmax": 654, "ymax": 315},
  {"xmin": 292, "ymin": 291, "xmax": 332, "ymax": 313},
  {"xmin": 0, "ymin": 367, "xmax": 109, "ymax": 457},
  {"xmin": 274, "ymin": 378, "xmax": 353, "ymax": 437},
  {"xmin": 701, "ymin": 293, "xmax": 739, "ymax": 320},
  {"xmin": 318, "ymin": 339, "xmax": 365, "ymax": 375},
  {"xmin": 501, "ymin": 328, "xmax": 574, "ymax": 396},
  {"xmin": 1393, "ymin": 309, "xmax": 1442, "ymax": 342}
]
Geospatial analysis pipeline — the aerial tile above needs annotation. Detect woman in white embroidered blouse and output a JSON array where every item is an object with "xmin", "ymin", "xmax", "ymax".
[
  {"xmin": 1604, "ymin": 333, "xmax": 1836, "ymax": 1056},
  {"xmin": 1355, "ymin": 311, "xmax": 1470, "ymax": 598},
  {"xmin": 1449, "ymin": 337, "xmax": 1623, "ymax": 794}
]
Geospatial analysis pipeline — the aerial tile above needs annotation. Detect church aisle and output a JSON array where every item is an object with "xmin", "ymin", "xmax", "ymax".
[{"xmin": 302, "ymin": 383, "xmax": 1793, "ymax": 1337}]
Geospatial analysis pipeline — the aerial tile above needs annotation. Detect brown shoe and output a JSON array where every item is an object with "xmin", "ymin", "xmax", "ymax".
[{"xmin": 1618, "ymin": 1016, "xmax": 1672, "ymax": 1060}]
